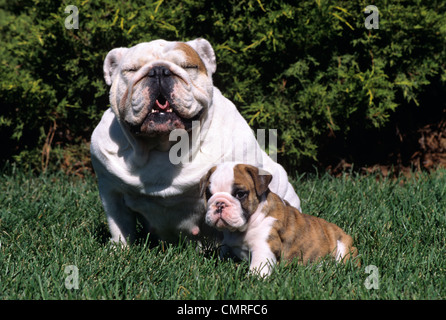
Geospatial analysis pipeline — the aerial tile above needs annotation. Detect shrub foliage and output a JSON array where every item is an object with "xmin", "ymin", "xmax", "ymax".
[{"xmin": 0, "ymin": 0, "xmax": 445, "ymax": 171}]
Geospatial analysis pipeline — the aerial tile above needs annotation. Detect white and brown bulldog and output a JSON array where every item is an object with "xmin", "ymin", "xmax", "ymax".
[
  {"xmin": 90, "ymin": 39, "xmax": 301, "ymax": 245},
  {"xmin": 200, "ymin": 163, "xmax": 359, "ymax": 277}
]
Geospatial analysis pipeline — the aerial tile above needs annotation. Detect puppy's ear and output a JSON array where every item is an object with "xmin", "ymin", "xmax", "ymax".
[
  {"xmin": 186, "ymin": 38, "xmax": 217, "ymax": 76},
  {"xmin": 243, "ymin": 165, "xmax": 272, "ymax": 197},
  {"xmin": 103, "ymin": 48, "xmax": 128, "ymax": 86},
  {"xmin": 199, "ymin": 166, "xmax": 217, "ymax": 198}
]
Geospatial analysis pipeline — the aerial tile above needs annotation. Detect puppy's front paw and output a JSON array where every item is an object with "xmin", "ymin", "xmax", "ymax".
[{"xmin": 249, "ymin": 261, "xmax": 274, "ymax": 278}]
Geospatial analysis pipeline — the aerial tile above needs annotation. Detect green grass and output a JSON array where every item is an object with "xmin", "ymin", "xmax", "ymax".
[{"xmin": 1, "ymin": 166, "xmax": 445, "ymax": 299}]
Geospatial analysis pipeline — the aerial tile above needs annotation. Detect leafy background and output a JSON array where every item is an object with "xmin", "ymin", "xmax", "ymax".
[{"xmin": 0, "ymin": 0, "xmax": 445, "ymax": 174}]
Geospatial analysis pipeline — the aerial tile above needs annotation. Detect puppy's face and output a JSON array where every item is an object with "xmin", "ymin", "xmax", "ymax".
[
  {"xmin": 200, "ymin": 163, "xmax": 272, "ymax": 232},
  {"xmin": 103, "ymin": 39, "xmax": 216, "ymax": 137}
]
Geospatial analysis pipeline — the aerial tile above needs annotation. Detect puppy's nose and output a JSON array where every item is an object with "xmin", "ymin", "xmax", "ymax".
[
  {"xmin": 148, "ymin": 66, "xmax": 171, "ymax": 78},
  {"xmin": 215, "ymin": 201, "xmax": 227, "ymax": 213}
]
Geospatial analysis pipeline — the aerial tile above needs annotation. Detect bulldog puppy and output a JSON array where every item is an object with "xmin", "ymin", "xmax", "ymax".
[
  {"xmin": 200, "ymin": 163, "xmax": 359, "ymax": 277},
  {"xmin": 91, "ymin": 39, "xmax": 301, "ymax": 245}
]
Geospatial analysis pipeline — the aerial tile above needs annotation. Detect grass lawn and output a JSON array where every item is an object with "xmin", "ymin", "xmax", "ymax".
[{"xmin": 0, "ymin": 166, "xmax": 445, "ymax": 300}]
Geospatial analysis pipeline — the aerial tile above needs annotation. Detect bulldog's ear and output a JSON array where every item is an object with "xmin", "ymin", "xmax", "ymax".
[
  {"xmin": 199, "ymin": 166, "xmax": 217, "ymax": 198},
  {"xmin": 186, "ymin": 38, "xmax": 217, "ymax": 75},
  {"xmin": 243, "ymin": 165, "xmax": 272, "ymax": 197},
  {"xmin": 103, "ymin": 48, "xmax": 128, "ymax": 86}
]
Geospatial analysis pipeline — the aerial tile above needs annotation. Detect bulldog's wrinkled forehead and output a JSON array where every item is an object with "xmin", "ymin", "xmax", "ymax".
[{"xmin": 122, "ymin": 40, "xmax": 207, "ymax": 74}]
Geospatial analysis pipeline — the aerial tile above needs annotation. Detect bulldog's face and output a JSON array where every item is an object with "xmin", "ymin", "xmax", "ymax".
[
  {"xmin": 200, "ymin": 163, "xmax": 272, "ymax": 232},
  {"xmin": 103, "ymin": 38, "xmax": 216, "ymax": 137}
]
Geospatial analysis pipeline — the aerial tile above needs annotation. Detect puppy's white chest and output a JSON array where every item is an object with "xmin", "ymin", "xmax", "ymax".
[{"xmin": 221, "ymin": 209, "xmax": 277, "ymax": 263}]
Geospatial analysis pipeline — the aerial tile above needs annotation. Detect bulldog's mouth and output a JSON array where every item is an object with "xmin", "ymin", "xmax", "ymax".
[
  {"xmin": 150, "ymin": 95, "xmax": 173, "ymax": 114},
  {"xmin": 129, "ymin": 94, "xmax": 202, "ymax": 137}
]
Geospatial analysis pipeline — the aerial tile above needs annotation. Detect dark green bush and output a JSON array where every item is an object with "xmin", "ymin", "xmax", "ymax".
[{"xmin": 0, "ymin": 0, "xmax": 445, "ymax": 172}]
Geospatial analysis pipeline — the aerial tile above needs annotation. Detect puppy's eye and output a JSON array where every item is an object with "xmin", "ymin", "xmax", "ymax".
[
  {"xmin": 235, "ymin": 190, "xmax": 248, "ymax": 200},
  {"xmin": 205, "ymin": 187, "xmax": 212, "ymax": 200}
]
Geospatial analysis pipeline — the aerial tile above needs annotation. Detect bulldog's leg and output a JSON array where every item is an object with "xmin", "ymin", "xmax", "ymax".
[{"xmin": 100, "ymin": 190, "xmax": 137, "ymax": 246}]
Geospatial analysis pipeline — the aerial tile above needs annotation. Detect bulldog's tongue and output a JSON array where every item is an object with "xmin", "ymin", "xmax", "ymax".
[{"xmin": 155, "ymin": 97, "xmax": 170, "ymax": 111}]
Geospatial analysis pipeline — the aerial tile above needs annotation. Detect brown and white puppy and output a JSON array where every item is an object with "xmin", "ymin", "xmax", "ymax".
[
  {"xmin": 200, "ymin": 163, "xmax": 359, "ymax": 276},
  {"xmin": 91, "ymin": 39, "xmax": 301, "ymax": 245}
]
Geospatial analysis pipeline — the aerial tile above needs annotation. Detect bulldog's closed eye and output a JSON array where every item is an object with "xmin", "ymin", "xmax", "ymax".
[
  {"xmin": 123, "ymin": 66, "xmax": 139, "ymax": 73},
  {"xmin": 182, "ymin": 64, "xmax": 198, "ymax": 70}
]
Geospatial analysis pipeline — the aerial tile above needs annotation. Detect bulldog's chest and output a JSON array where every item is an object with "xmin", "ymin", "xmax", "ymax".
[{"xmin": 101, "ymin": 147, "xmax": 205, "ymax": 200}]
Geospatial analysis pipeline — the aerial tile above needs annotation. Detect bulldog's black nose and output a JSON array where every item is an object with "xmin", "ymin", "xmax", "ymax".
[{"xmin": 148, "ymin": 66, "xmax": 171, "ymax": 78}]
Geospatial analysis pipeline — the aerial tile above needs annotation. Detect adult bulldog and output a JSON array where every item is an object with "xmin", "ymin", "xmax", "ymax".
[{"xmin": 90, "ymin": 38, "xmax": 300, "ymax": 245}]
